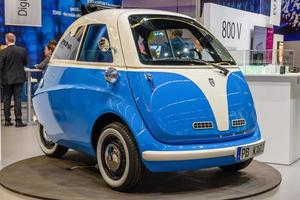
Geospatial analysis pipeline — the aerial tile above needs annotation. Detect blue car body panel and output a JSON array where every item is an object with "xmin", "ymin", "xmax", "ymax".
[
  {"xmin": 33, "ymin": 64, "xmax": 262, "ymax": 172},
  {"xmin": 127, "ymin": 70, "xmax": 257, "ymax": 144},
  {"xmin": 34, "ymin": 66, "xmax": 143, "ymax": 156}
]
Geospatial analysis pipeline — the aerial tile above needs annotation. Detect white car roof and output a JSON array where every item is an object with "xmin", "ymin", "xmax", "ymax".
[
  {"xmin": 71, "ymin": 9, "xmax": 193, "ymax": 27},
  {"xmin": 51, "ymin": 9, "xmax": 197, "ymax": 68}
]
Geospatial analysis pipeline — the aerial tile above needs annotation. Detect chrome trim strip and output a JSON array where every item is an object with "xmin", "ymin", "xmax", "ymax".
[
  {"xmin": 75, "ymin": 25, "xmax": 88, "ymax": 61},
  {"xmin": 142, "ymin": 138, "xmax": 265, "ymax": 161}
]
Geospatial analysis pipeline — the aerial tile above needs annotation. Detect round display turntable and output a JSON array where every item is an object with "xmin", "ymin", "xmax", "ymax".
[{"xmin": 0, "ymin": 152, "xmax": 281, "ymax": 200}]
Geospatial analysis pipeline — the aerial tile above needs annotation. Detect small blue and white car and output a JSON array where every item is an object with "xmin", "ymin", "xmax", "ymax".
[{"xmin": 33, "ymin": 9, "xmax": 265, "ymax": 191}]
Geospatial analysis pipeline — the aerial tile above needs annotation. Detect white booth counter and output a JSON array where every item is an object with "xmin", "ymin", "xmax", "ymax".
[{"xmin": 243, "ymin": 70, "xmax": 300, "ymax": 165}]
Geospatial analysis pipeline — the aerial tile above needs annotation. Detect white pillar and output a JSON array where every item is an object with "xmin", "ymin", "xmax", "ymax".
[{"xmin": 195, "ymin": 0, "xmax": 201, "ymax": 21}]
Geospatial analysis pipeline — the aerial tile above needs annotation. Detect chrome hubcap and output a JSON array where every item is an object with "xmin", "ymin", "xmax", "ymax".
[
  {"xmin": 101, "ymin": 135, "xmax": 126, "ymax": 180},
  {"xmin": 104, "ymin": 143, "xmax": 121, "ymax": 172}
]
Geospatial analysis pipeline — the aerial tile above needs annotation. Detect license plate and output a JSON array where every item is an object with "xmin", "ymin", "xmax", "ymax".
[{"xmin": 236, "ymin": 141, "xmax": 265, "ymax": 161}]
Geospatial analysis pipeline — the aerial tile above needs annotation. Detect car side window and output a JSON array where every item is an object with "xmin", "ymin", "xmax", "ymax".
[
  {"xmin": 53, "ymin": 26, "xmax": 85, "ymax": 60},
  {"xmin": 78, "ymin": 24, "xmax": 113, "ymax": 63}
]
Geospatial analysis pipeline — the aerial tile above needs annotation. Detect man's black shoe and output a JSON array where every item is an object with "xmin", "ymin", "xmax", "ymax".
[
  {"xmin": 15, "ymin": 122, "xmax": 27, "ymax": 128},
  {"xmin": 4, "ymin": 121, "xmax": 14, "ymax": 126}
]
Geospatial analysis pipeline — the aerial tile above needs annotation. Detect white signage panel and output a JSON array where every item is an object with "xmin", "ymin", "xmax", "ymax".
[
  {"xmin": 270, "ymin": 0, "xmax": 282, "ymax": 26},
  {"xmin": 4, "ymin": 0, "xmax": 42, "ymax": 27},
  {"xmin": 202, "ymin": 3, "xmax": 270, "ymax": 50}
]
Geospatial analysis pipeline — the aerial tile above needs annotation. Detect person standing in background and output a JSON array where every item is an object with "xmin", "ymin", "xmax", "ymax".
[
  {"xmin": 35, "ymin": 41, "xmax": 56, "ymax": 71},
  {"xmin": 33, "ymin": 40, "xmax": 57, "ymax": 89},
  {"xmin": 0, "ymin": 33, "xmax": 28, "ymax": 127}
]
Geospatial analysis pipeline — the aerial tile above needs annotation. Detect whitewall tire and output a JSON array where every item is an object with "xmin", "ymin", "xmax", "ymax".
[
  {"xmin": 37, "ymin": 122, "xmax": 68, "ymax": 158},
  {"xmin": 96, "ymin": 122, "xmax": 144, "ymax": 191}
]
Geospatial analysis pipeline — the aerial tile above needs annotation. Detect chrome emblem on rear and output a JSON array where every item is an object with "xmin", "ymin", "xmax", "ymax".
[{"xmin": 208, "ymin": 78, "xmax": 215, "ymax": 87}]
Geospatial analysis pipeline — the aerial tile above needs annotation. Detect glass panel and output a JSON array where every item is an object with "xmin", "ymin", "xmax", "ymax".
[
  {"xmin": 229, "ymin": 49, "xmax": 297, "ymax": 74},
  {"xmin": 78, "ymin": 24, "xmax": 113, "ymax": 63},
  {"xmin": 53, "ymin": 26, "xmax": 84, "ymax": 60},
  {"xmin": 129, "ymin": 15, "xmax": 236, "ymax": 66}
]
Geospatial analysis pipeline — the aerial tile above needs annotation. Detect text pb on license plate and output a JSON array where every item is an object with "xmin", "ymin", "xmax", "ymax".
[{"xmin": 236, "ymin": 141, "xmax": 265, "ymax": 161}]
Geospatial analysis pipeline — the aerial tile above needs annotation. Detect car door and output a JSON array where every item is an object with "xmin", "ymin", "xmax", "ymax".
[
  {"xmin": 35, "ymin": 25, "xmax": 86, "ymax": 143},
  {"xmin": 39, "ymin": 24, "xmax": 116, "ymax": 153}
]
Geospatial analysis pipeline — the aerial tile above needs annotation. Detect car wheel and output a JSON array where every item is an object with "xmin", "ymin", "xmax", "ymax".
[
  {"xmin": 219, "ymin": 158, "xmax": 253, "ymax": 171},
  {"xmin": 37, "ymin": 122, "xmax": 68, "ymax": 158},
  {"xmin": 97, "ymin": 122, "xmax": 144, "ymax": 192}
]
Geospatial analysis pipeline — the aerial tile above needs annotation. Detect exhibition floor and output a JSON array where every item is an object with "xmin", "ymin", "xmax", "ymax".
[{"xmin": 1, "ymin": 124, "xmax": 300, "ymax": 200}]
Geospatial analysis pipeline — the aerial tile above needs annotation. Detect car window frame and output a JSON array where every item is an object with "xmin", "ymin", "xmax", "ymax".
[
  {"xmin": 128, "ymin": 15, "xmax": 236, "ymax": 66},
  {"xmin": 76, "ymin": 23, "xmax": 114, "ymax": 64},
  {"xmin": 52, "ymin": 25, "xmax": 87, "ymax": 62}
]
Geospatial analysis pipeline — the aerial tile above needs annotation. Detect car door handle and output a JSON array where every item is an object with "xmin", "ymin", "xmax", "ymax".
[{"xmin": 145, "ymin": 73, "xmax": 155, "ymax": 92}]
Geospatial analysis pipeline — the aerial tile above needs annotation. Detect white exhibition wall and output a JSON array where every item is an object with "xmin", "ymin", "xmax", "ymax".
[{"xmin": 202, "ymin": 3, "xmax": 270, "ymax": 51}]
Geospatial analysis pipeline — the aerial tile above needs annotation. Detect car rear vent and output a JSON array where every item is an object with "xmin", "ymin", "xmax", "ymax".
[
  {"xmin": 232, "ymin": 119, "xmax": 246, "ymax": 127},
  {"xmin": 193, "ymin": 121, "xmax": 214, "ymax": 130}
]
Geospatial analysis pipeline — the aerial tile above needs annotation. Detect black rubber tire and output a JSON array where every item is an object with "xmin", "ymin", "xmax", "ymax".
[
  {"xmin": 37, "ymin": 122, "xmax": 69, "ymax": 158},
  {"xmin": 96, "ymin": 122, "xmax": 144, "ymax": 192},
  {"xmin": 219, "ymin": 158, "xmax": 253, "ymax": 171}
]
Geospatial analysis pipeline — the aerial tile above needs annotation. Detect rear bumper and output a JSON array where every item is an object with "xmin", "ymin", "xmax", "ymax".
[{"xmin": 142, "ymin": 138, "xmax": 265, "ymax": 161}]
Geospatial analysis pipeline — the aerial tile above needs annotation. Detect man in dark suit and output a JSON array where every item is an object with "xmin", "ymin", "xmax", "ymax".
[{"xmin": 0, "ymin": 33, "xmax": 27, "ymax": 127}]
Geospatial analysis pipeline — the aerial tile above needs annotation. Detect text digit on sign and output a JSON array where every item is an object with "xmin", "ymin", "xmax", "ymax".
[
  {"xmin": 273, "ymin": 0, "xmax": 277, "ymax": 15},
  {"xmin": 222, "ymin": 21, "xmax": 242, "ymax": 40},
  {"xmin": 18, "ymin": 0, "xmax": 31, "ymax": 17}
]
